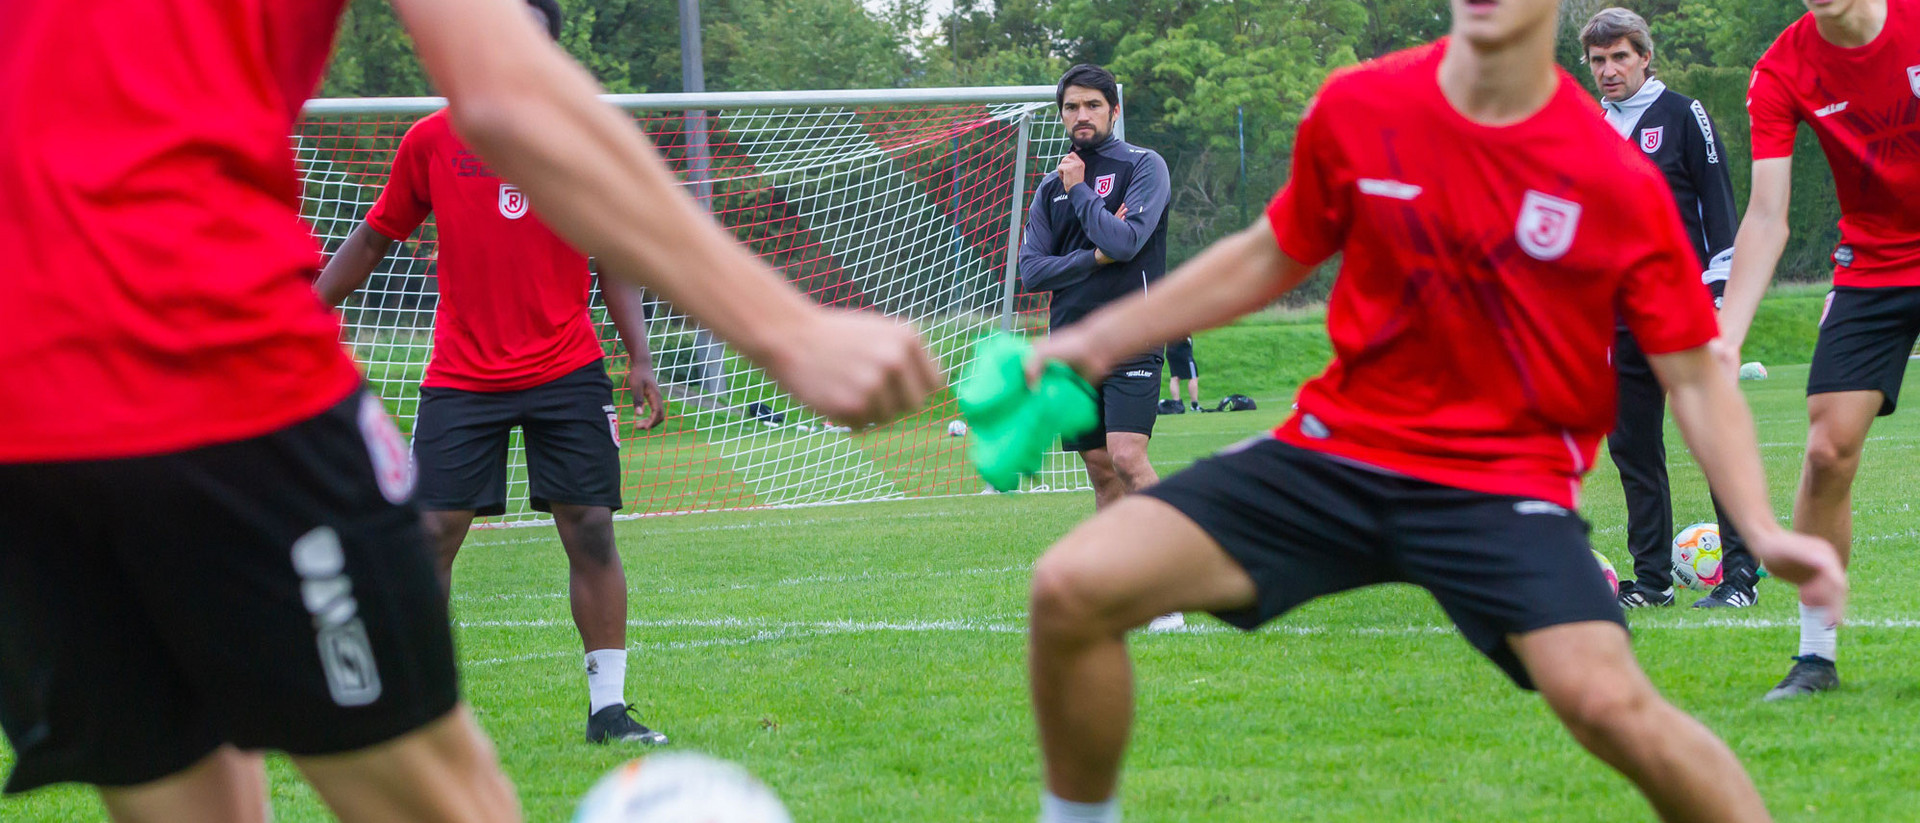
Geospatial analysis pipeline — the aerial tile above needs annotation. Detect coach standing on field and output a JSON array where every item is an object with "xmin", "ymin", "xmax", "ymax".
[
  {"xmin": 1582, "ymin": 8, "xmax": 1760, "ymax": 610},
  {"xmin": 1019, "ymin": 65, "xmax": 1172, "ymax": 508}
]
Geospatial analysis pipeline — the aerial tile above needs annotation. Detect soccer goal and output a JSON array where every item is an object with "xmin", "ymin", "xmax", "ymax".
[{"xmin": 296, "ymin": 86, "xmax": 1091, "ymax": 524}]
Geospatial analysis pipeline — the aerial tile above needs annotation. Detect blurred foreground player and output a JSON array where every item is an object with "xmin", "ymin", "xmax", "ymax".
[
  {"xmin": 1021, "ymin": 1, "xmax": 1848, "ymax": 821},
  {"xmin": 0, "ymin": 0, "xmax": 937, "ymax": 820},
  {"xmin": 317, "ymin": 0, "xmax": 671, "ymax": 746},
  {"xmin": 1717, "ymin": 0, "xmax": 1920, "ymax": 700}
]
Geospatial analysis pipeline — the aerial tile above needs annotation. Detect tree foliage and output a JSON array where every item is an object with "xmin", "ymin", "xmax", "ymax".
[{"xmin": 320, "ymin": 0, "xmax": 1838, "ymax": 276}]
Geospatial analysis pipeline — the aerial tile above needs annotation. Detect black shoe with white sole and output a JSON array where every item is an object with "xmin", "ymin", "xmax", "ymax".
[
  {"xmin": 586, "ymin": 704, "xmax": 670, "ymax": 745},
  {"xmin": 1616, "ymin": 579, "xmax": 1675, "ymax": 609},
  {"xmin": 1763, "ymin": 655, "xmax": 1839, "ymax": 701},
  {"xmin": 1692, "ymin": 578, "xmax": 1758, "ymax": 608}
]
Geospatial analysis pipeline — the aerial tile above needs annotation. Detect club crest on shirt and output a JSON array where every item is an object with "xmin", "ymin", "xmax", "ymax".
[
  {"xmin": 1908, "ymin": 65, "xmax": 1920, "ymax": 99},
  {"xmin": 1516, "ymin": 190, "xmax": 1582, "ymax": 262},
  {"xmin": 1639, "ymin": 126, "xmax": 1664, "ymax": 154},
  {"xmin": 498, "ymin": 183, "xmax": 529, "ymax": 220},
  {"xmin": 1093, "ymin": 173, "xmax": 1116, "ymax": 198}
]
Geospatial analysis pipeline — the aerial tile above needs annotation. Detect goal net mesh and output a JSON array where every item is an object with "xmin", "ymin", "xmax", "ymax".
[{"xmin": 294, "ymin": 93, "xmax": 1087, "ymax": 523}]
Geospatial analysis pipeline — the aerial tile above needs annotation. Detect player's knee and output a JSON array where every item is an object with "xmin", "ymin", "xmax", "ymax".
[
  {"xmin": 1544, "ymin": 676, "xmax": 1655, "ymax": 741},
  {"xmin": 552, "ymin": 506, "xmax": 618, "ymax": 567},
  {"xmin": 1030, "ymin": 550, "xmax": 1112, "ymax": 637},
  {"xmin": 1803, "ymin": 432, "xmax": 1863, "ymax": 482}
]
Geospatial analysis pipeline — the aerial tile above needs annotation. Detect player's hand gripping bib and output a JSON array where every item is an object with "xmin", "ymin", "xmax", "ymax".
[{"xmin": 956, "ymin": 334, "xmax": 1098, "ymax": 492}]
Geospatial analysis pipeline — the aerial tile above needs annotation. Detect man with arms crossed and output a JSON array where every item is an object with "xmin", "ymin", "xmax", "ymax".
[
  {"xmin": 1022, "ymin": 1, "xmax": 1846, "ymax": 821},
  {"xmin": 0, "ymin": 0, "xmax": 937, "ymax": 820},
  {"xmin": 317, "ymin": 0, "xmax": 672, "ymax": 746},
  {"xmin": 1019, "ymin": 64, "xmax": 1179, "ymax": 632},
  {"xmin": 1581, "ymin": 7, "xmax": 1762, "ymax": 610},
  {"xmin": 1718, "ymin": 0, "xmax": 1920, "ymax": 700}
]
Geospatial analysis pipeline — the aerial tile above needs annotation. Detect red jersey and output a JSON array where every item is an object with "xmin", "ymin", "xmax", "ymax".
[
  {"xmin": 1748, "ymin": 0, "xmax": 1920, "ymax": 286},
  {"xmin": 1267, "ymin": 42, "xmax": 1720, "ymax": 507},
  {"xmin": 364, "ymin": 111, "xmax": 604, "ymax": 392},
  {"xmin": 0, "ymin": 0, "xmax": 362, "ymax": 462}
]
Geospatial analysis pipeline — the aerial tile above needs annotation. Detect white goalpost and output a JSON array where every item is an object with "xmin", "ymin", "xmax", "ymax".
[{"xmin": 295, "ymin": 86, "xmax": 1095, "ymax": 524}]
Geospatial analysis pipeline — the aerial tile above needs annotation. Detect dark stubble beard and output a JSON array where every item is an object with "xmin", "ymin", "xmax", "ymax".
[{"xmin": 1070, "ymin": 123, "xmax": 1111, "ymax": 150}]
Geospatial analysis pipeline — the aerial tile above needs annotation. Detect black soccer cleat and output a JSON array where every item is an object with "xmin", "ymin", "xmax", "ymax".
[
  {"xmin": 586, "ymin": 704, "xmax": 670, "ymax": 745},
  {"xmin": 1763, "ymin": 655, "xmax": 1839, "ymax": 701},
  {"xmin": 1692, "ymin": 577, "xmax": 1758, "ymax": 609},
  {"xmin": 1616, "ymin": 579, "xmax": 1675, "ymax": 609}
]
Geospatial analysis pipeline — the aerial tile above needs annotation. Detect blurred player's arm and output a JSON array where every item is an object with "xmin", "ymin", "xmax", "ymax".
[
  {"xmin": 1650, "ymin": 344, "xmax": 1846, "ymax": 616},
  {"xmin": 1687, "ymin": 102, "xmax": 1739, "ymax": 302},
  {"xmin": 315, "ymin": 223, "xmax": 399, "ymax": 307},
  {"xmin": 599, "ymin": 274, "xmax": 666, "ymax": 430},
  {"xmin": 1030, "ymin": 219, "xmax": 1311, "ymax": 381},
  {"xmin": 386, "ymin": 0, "xmax": 936, "ymax": 426},
  {"xmin": 1019, "ymin": 181, "xmax": 1101, "ymax": 292},
  {"xmin": 1071, "ymin": 151, "xmax": 1168, "ymax": 264},
  {"xmin": 1717, "ymin": 157, "xmax": 1792, "ymax": 353}
]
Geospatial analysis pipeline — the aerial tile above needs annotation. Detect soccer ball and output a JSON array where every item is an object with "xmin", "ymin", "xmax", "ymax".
[
  {"xmin": 1739, "ymin": 361, "xmax": 1769, "ymax": 380},
  {"xmin": 1671, "ymin": 523, "xmax": 1725, "ymax": 591},
  {"xmin": 947, "ymin": 419, "xmax": 969, "ymax": 437},
  {"xmin": 1591, "ymin": 549, "xmax": 1620, "ymax": 597},
  {"xmin": 574, "ymin": 753, "xmax": 791, "ymax": 823}
]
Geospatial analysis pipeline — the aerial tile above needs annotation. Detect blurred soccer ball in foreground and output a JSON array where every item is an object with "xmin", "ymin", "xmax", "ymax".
[
  {"xmin": 1739, "ymin": 361, "xmax": 1768, "ymax": 380},
  {"xmin": 574, "ymin": 753, "xmax": 792, "ymax": 823},
  {"xmin": 1591, "ymin": 549, "xmax": 1620, "ymax": 597},
  {"xmin": 1671, "ymin": 523, "xmax": 1724, "ymax": 591}
]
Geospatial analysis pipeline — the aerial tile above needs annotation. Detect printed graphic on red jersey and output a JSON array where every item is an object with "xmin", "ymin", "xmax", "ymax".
[
  {"xmin": 1639, "ymin": 126, "xmax": 1664, "ymax": 153},
  {"xmin": 499, "ymin": 184, "xmax": 529, "ymax": 220},
  {"xmin": 1516, "ymin": 191, "xmax": 1582, "ymax": 262}
]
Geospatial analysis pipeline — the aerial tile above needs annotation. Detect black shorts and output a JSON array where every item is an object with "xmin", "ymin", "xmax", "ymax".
[
  {"xmin": 1808, "ymin": 286, "xmax": 1920, "ymax": 416},
  {"xmin": 1063, "ymin": 361, "xmax": 1161, "ymax": 453},
  {"xmin": 414, "ymin": 361, "xmax": 623, "ymax": 515},
  {"xmin": 1142, "ymin": 437, "xmax": 1624, "ymax": 690},
  {"xmin": 0, "ymin": 391, "xmax": 458, "ymax": 793},
  {"xmin": 1166, "ymin": 338, "xmax": 1198, "ymax": 380}
]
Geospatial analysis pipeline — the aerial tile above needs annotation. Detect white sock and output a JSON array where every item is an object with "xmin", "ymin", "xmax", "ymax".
[
  {"xmin": 1040, "ymin": 792, "xmax": 1119, "ymax": 823},
  {"xmin": 585, "ymin": 649, "xmax": 628, "ymax": 713},
  {"xmin": 1798, "ymin": 603, "xmax": 1837, "ymax": 662}
]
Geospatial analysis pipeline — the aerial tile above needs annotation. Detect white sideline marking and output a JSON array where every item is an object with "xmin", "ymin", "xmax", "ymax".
[
  {"xmin": 462, "ymin": 615, "xmax": 1920, "ymax": 667},
  {"xmin": 456, "ymin": 563, "xmax": 1030, "ymax": 603}
]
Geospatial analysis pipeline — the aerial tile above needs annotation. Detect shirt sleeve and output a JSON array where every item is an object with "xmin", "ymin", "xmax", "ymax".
[
  {"xmin": 1618, "ymin": 180, "xmax": 1720, "ymax": 355},
  {"xmin": 364, "ymin": 120, "xmax": 434, "ymax": 242},
  {"xmin": 1018, "ymin": 178, "xmax": 1100, "ymax": 292},
  {"xmin": 1685, "ymin": 99, "xmax": 1738, "ymax": 297},
  {"xmin": 1265, "ymin": 95, "xmax": 1350, "ymax": 268},
  {"xmin": 1746, "ymin": 64, "xmax": 1800, "ymax": 161},
  {"xmin": 1068, "ymin": 149, "xmax": 1170, "ymax": 262}
]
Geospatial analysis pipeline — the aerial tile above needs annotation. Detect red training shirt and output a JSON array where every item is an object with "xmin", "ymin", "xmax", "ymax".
[
  {"xmin": 0, "ymin": 0, "xmax": 362, "ymax": 463},
  {"xmin": 365, "ymin": 111, "xmax": 604, "ymax": 392},
  {"xmin": 1267, "ymin": 41, "xmax": 1720, "ymax": 508},
  {"xmin": 1748, "ymin": 0, "xmax": 1920, "ymax": 286}
]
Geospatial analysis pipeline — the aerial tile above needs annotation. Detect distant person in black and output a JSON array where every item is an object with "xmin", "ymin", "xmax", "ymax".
[
  {"xmin": 1165, "ymin": 336, "xmax": 1200, "ymax": 412},
  {"xmin": 1019, "ymin": 64, "xmax": 1173, "ymax": 512},
  {"xmin": 1583, "ymin": 7, "xmax": 1758, "ymax": 610}
]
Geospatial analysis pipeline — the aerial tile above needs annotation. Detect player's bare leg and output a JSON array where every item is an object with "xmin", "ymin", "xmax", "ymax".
[
  {"xmin": 1186, "ymin": 377, "xmax": 1199, "ymax": 407},
  {"xmin": 1029, "ymin": 495, "xmax": 1257, "ymax": 807},
  {"xmin": 1516, "ymin": 623, "xmax": 1770, "ymax": 822},
  {"xmin": 294, "ymin": 706, "xmax": 520, "ymax": 823},
  {"xmin": 1167, "ymin": 377, "xmax": 1184, "ymax": 406},
  {"xmin": 1795, "ymin": 390, "xmax": 1880, "ymax": 568},
  {"xmin": 1768, "ymin": 389, "xmax": 1879, "ymax": 698},
  {"xmin": 98, "ymin": 746, "xmax": 268, "ymax": 823},
  {"xmin": 421, "ymin": 509, "xmax": 478, "ymax": 590},
  {"xmin": 1078, "ymin": 448, "xmax": 1127, "ymax": 510},
  {"xmin": 1106, "ymin": 432, "xmax": 1158, "ymax": 494},
  {"xmin": 550, "ymin": 503, "xmax": 626, "ymax": 653}
]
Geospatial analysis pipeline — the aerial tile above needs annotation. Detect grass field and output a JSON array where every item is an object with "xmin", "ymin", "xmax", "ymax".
[{"xmin": 6, "ymin": 358, "xmax": 1918, "ymax": 822}]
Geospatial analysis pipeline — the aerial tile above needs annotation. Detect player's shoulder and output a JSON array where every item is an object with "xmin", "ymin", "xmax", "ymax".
[
  {"xmin": 1310, "ymin": 40, "xmax": 1444, "ymax": 112},
  {"xmin": 399, "ymin": 108, "xmax": 455, "ymax": 144},
  {"xmin": 1753, "ymin": 12, "xmax": 1817, "ymax": 76},
  {"xmin": 1111, "ymin": 140, "xmax": 1168, "ymax": 171}
]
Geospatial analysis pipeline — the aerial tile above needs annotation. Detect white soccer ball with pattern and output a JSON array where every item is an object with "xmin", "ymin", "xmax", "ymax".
[
  {"xmin": 1592, "ymin": 549, "xmax": 1620, "ymax": 597},
  {"xmin": 1671, "ymin": 523, "xmax": 1725, "ymax": 591},
  {"xmin": 573, "ymin": 754, "xmax": 792, "ymax": 823},
  {"xmin": 947, "ymin": 419, "xmax": 968, "ymax": 437}
]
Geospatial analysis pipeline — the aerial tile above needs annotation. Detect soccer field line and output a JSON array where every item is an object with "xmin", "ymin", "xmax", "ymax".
[
  {"xmin": 459, "ymin": 615, "xmax": 1920, "ymax": 667},
  {"xmin": 455, "ymin": 563, "xmax": 1031, "ymax": 603}
]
